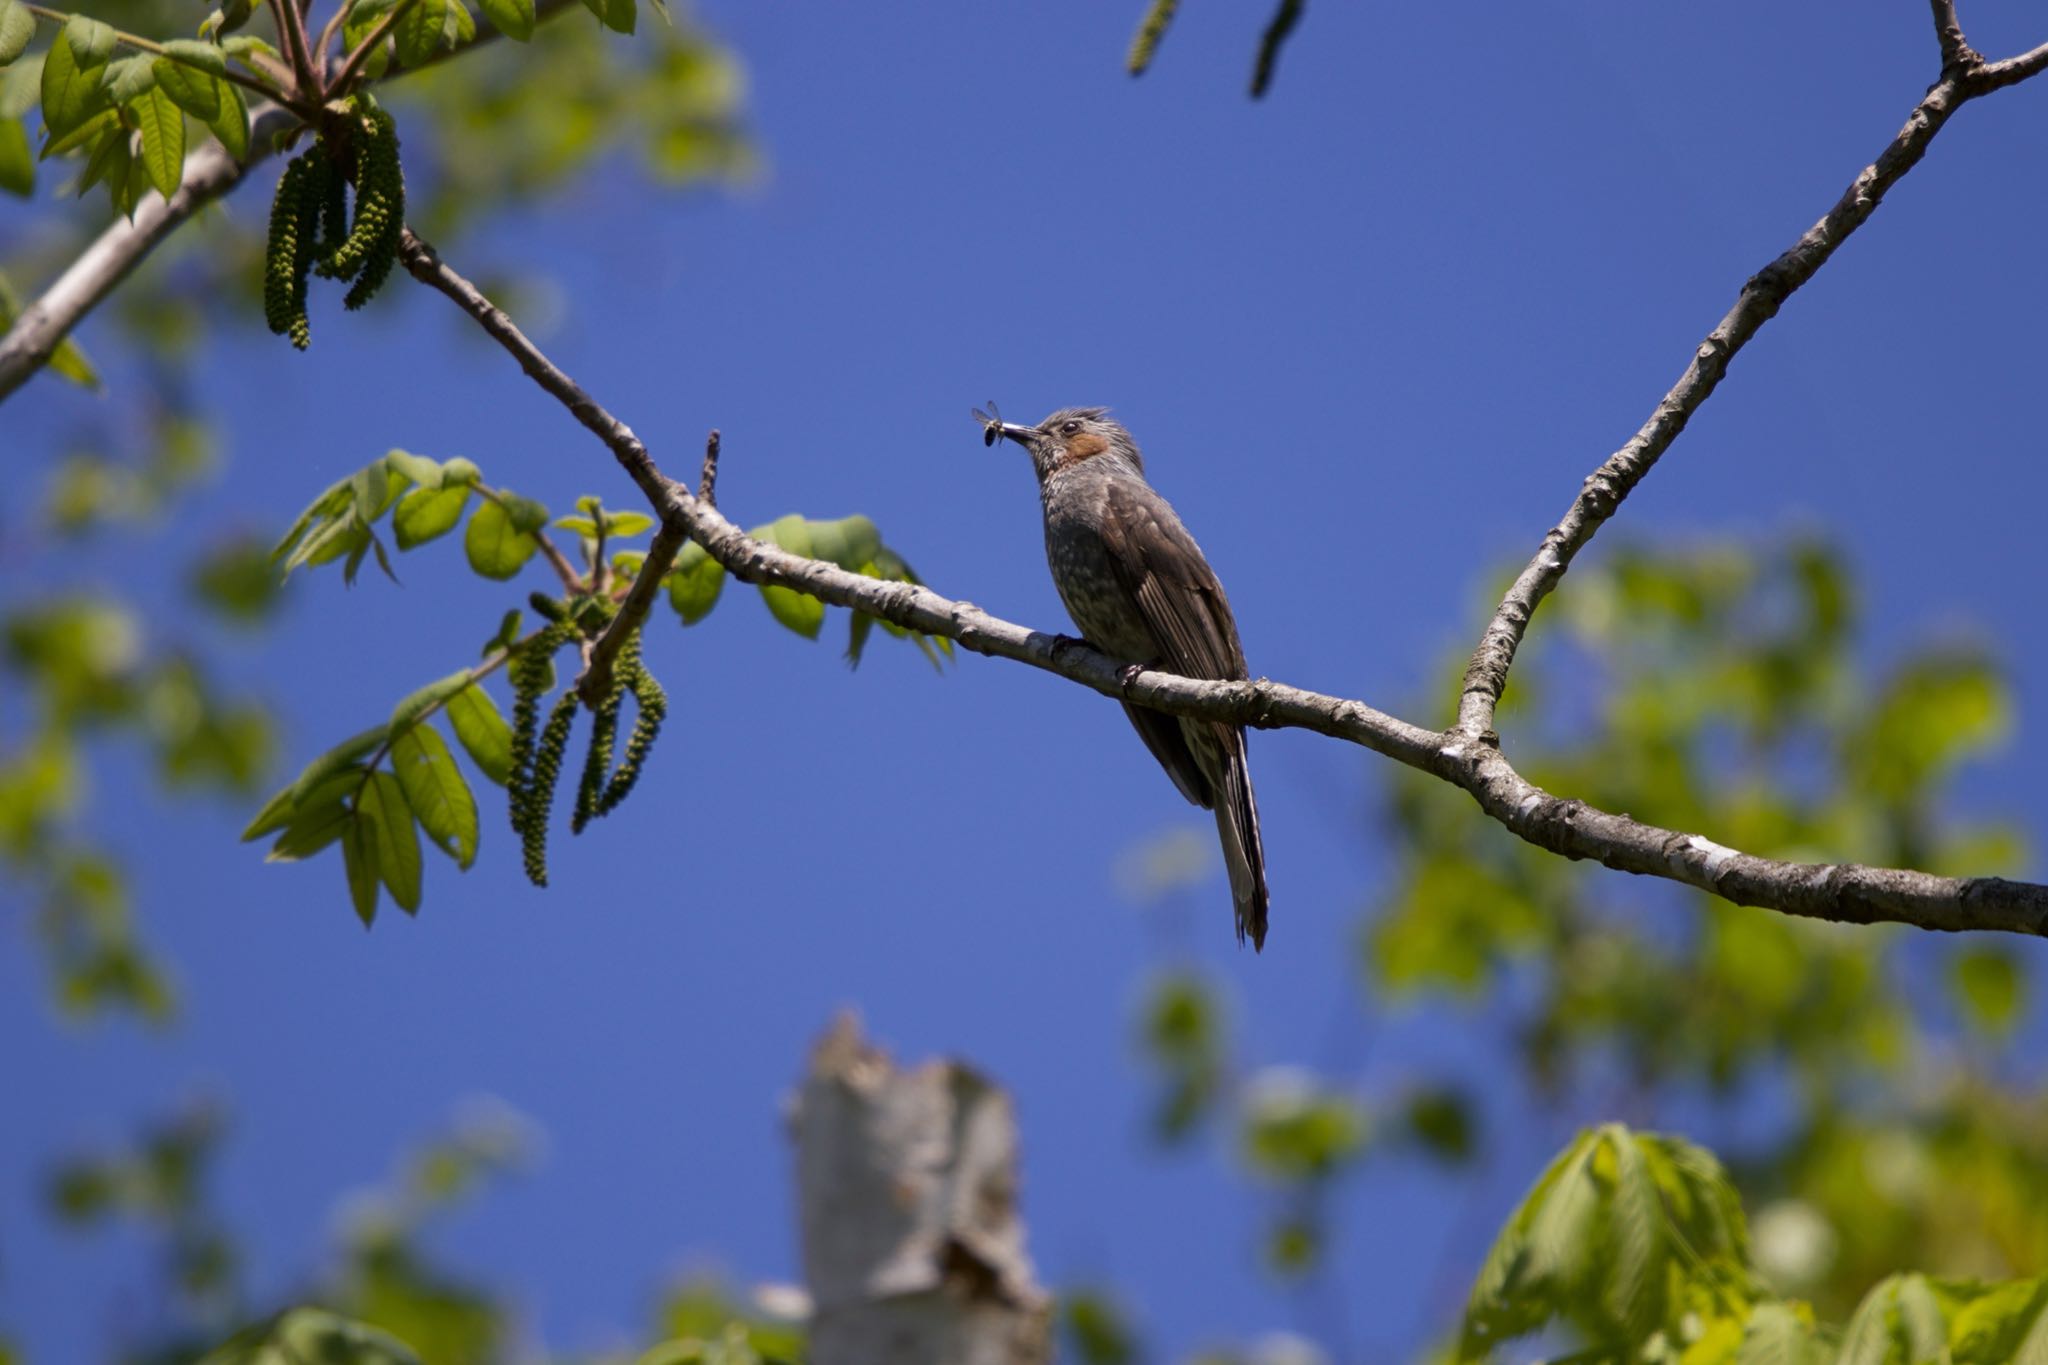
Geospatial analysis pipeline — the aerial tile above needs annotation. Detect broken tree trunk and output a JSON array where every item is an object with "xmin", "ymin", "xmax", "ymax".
[{"xmin": 791, "ymin": 1014, "xmax": 1052, "ymax": 1365}]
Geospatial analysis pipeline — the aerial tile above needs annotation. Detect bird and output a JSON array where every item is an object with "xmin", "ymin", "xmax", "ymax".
[{"xmin": 980, "ymin": 405, "xmax": 1270, "ymax": 949}]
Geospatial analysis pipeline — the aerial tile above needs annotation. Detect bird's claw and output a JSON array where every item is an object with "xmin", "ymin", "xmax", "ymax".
[{"xmin": 1117, "ymin": 663, "xmax": 1147, "ymax": 696}]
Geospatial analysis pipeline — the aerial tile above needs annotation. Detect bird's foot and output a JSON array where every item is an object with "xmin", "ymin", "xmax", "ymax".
[{"xmin": 1116, "ymin": 663, "xmax": 1147, "ymax": 696}]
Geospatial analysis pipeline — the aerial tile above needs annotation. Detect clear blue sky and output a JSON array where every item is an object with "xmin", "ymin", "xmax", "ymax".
[{"xmin": 8, "ymin": 1, "xmax": 2048, "ymax": 1360}]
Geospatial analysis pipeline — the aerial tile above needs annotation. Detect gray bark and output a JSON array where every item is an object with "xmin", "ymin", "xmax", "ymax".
[{"xmin": 791, "ymin": 1014, "xmax": 1050, "ymax": 1365}]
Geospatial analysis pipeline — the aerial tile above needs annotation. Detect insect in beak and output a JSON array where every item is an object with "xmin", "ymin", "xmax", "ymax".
[{"xmin": 971, "ymin": 400, "xmax": 1003, "ymax": 448}]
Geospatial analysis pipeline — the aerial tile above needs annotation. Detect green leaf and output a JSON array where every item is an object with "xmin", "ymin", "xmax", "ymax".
[
  {"xmin": 0, "ymin": 2, "xmax": 35, "ymax": 66},
  {"xmin": 281, "ymin": 724, "xmax": 385, "ymax": 805},
  {"xmin": 441, "ymin": 456, "xmax": 481, "ymax": 485},
  {"xmin": 391, "ymin": 726, "xmax": 478, "ymax": 868},
  {"xmin": 219, "ymin": 34, "xmax": 278, "ymax": 60},
  {"xmin": 105, "ymin": 54, "xmax": 155, "ymax": 104},
  {"xmin": 37, "ymin": 102, "xmax": 115, "ymax": 157},
  {"xmin": 63, "ymin": 15, "xmax": 115, "ymax": 66},
  {"xmin": 384, "ymin": 448, "xmax": 444, "ymax": 489},
  {"xmin": 752, "ymin": 516, "xmax": 824, "ymax": 638},
  {"xmin": 580, "ymin": 0, "xmax": 633, "ymax": 34},
  {"xmin": 464, "ymin": 499, "xmax": 539, "ymax": 580},
  {"xmin": 41, "ymin": 25, "xmax": 110, "ymax": 140},
  {"xmin": 1836, "ymin": 1277, "xmax": 1906, "ymax": 1365},
  {"xmin": 351, "ymin": 461, "xmax": 407, "ymax": 523},
  {"xmin": 501, "ymin": 493, "xmax": 549, "ymax": 532},
  {"xmin": 0, "ymin": 116, "xmax": 29, "ymax": 195},
  {"xmin": 339, "ymin": 1, "xmax": 391, "ymax": 79},
  {"xmin": 270, "ymin": 476, "xmax": 351, "ymax": 561},
  {"xmin": 603, "ymin": 510, "xmax": 653, "ymax": 538},
  {"xmin": 263, "ymin": 771, "xmax": 363, "ymax": 861},
  {"xmin": 475, "ymin": 0, "xmax": 533, "ymax": 40},
  {"xmin": 359, "ymin": 770, "xmax": 421, "ymax": 914},
  {"xmin": 201, "ymin": 1307, "xmax": 423, "ymax": 1365},
  {"xmin": 152, "ymin": 54, "xmax": 221, "ymax": 121},
  {"xmin": 1732, "ymin": 1302, "xmax": 1821, "ymax": 1365},
  {"xmin": 551, "ymin": 515, "xmax": 598, "ymax": 536},
  {"xmin": 1601, "ymin": 1127, "xmax": 1664, "ymax": 1340},
  {"xmin": 666, "ymin": 541, "xmax": 725, "ymax": 624},
  {"xmin": 158, "ymin": 38, "xmax": 226, "ymax": 75},
  {"xmin": 0, "ymin": 52, "xmax": 42, "ymax": 116},
  {"xmin": 393, "ymin": 0, "xmax": 466, "ymax": 65},
  {"xmin": 341, "ymin": 811, "xmax": 379, "ymax": 925},
  {"xmin": 392, "ymin": 483, "xmax": 470, "ymax": 550},
  {"xmin": 445, "ymin": 684, "xmax": 513, "ymax": 785},
  {"xmin": 74, "ymin": 118, "xmax": 127, "ymax": 194},
  {"xmin": 132, "ymin": 85, "xmax": 184, "ymax": 199},
  {"xmin": 205, "ymin": 78, "xmax": 244, "ymax": 158},
  {"xmin": 388, "ymin": 670, "xmax": 478, "ymax": 735}
]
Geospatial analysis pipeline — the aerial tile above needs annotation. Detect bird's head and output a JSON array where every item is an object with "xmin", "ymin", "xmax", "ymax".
[{"xmin": 984, "ymin": 406, "xmax": 1145, "ymax": 483}]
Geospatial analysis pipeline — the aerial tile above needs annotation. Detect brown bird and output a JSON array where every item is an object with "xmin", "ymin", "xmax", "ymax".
[{"xmin": 980, "ymin": 405, "xmax": 1270, "ymax": 948}]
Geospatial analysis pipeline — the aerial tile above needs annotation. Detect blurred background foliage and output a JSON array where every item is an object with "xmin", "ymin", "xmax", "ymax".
[
  {"xmin": 4, "ymin": 0, "xmax": 2044, "ymax": 1359},
  {"xmin": 1092, "ymin": 537, "xmax": 2038, "ymax": 1361}
]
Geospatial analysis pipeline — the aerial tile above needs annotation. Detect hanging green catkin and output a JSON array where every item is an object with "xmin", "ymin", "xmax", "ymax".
[
  {"xmin": 262, "ymin": 153, "xmax": 318, "ymax": 348},
  {"xmin": 507, "ymin": 622, "xmax": 570, "ymax": 838},
  {"xmin": 342, "ymin": 105, "xmax": 404, "ymax": 311},
  {"xmin": 521, "ymin": 688, "xmax": 580, "ymax": 887},
  {"xmin": 307, "ymin": 140, "xmax": 349, "ymax": 267},
  {"xmin": 1126, "ymin": 0, "xmax": 1179, "ymax": 75},
  {"xmin": 571, "ymin": 661, "xmax": 624, "ymax": 834},
  {"xmin": 595, "ymin": 643, "xmax": 666, "ymax": 818}
]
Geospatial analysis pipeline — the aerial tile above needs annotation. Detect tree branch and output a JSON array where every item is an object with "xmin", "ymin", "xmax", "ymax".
[
  {"xmin": 392, "ymin": 225, "xmax": 2048, "ymax": 941},
  {"xmin": 1930, "ymin": 0, "xmax": 1973, "ymax": 71},
  {"xmin": 0, "ymin": 104, "xmax": 301, "ymax": 403},
  {"xmin": 1454, "ymin": 26, "xmax": 2046, "ymax": 743}
]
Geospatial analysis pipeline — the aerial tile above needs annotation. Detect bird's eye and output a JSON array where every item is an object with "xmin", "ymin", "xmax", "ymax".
[{"xmin": 1060, "ymin": 420, "xmax": 1081, "ymax": 436}]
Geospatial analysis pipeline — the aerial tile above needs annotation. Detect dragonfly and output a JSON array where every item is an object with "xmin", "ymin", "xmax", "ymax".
[{"xmin": 971, "ymin": 400, "xmax": 1004, "ymax": 447}]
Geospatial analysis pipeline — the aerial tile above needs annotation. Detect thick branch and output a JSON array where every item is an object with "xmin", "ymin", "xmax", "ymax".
[
  {"xmin": 0, "ymin": 105, "xmax": 300, "ymax": 402},
  {"xmin": 1454, "ymin": 30, "xmax": 2046, "ymax": 740},
  {"xmin": 392, "ymin": 224, "xmax": 2048, "ymax": 941}
]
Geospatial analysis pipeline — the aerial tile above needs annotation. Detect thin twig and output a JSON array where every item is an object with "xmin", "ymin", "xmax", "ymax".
[
  {"xmin": 698, "ymin": 428, "xmax": 720, "ymax": 506},
  {"xmin": 393, "ymin": 223, "xmax": 2048, "ymax": 941},
  {"xmin": 268, "ymin": 0, "xmax": 319, "ymax": 96},
  {"xmin": 312, "ymin": 2, "xmax": 351, "ymax": 82},
  {"xmin": 1452, "ymin": 19, "xmax": 2045, "ymax": 743}
]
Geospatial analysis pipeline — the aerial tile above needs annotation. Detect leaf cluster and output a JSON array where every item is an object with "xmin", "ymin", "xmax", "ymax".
[{"xmin": 254, "ymin": 455, "xmax": 947, "ymax": 919}]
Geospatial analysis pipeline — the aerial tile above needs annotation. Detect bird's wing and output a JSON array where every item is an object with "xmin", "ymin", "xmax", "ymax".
[{"xmin": 1098, "ymin": 478, "xmax": 1250, "ymax": 684}]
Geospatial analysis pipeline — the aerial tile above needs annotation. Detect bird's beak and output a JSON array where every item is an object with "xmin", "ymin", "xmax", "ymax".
[{"xmin": 995, "ymin": 422, "xmax": 1036, "ymax": 447}]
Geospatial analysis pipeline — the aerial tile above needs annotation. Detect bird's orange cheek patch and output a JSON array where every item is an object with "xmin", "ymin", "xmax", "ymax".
[{"xmin": 1059, "ymin": 432, "xmax": 1110, "ymax": 467}]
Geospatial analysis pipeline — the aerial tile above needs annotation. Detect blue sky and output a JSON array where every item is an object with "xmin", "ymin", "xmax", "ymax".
[{"xmin": 8, "ymin": 1, "xmax": 2048, "ymax": 1360}]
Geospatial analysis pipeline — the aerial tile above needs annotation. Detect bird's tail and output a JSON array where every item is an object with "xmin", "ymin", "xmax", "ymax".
[{"xmin": 1214, "ymin": 726, "xmax": 1269, "ymax": 950}]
